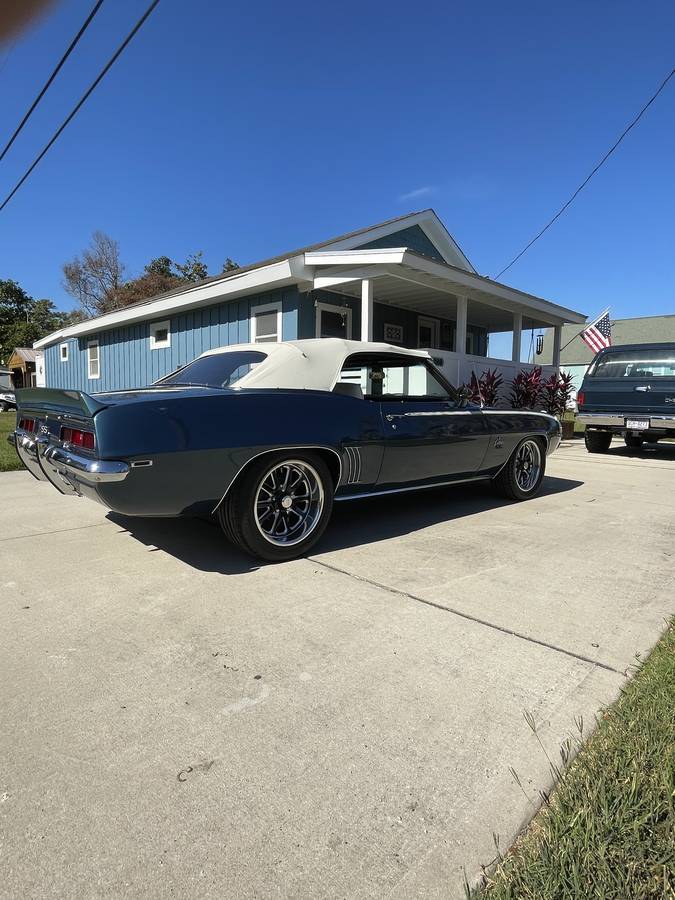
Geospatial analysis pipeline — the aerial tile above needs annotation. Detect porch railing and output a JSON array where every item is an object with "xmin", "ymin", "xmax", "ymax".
[{"xmin": 421, "ymin": 349, "xmax": 558, "ymax": 407}]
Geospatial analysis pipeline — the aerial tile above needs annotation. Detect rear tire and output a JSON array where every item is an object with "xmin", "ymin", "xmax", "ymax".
[
  {"xmin": 493, "ymin": 437, "xmax": 546, "ymax": 501},
  {"xmin": 624, "ymin": 434, "xmax": 644, "ymax": 450},
  {"xmin": 0, "ymin": 402, "xmax": 7, "ymax": 412},
  {"xmin": 217, "ymin": 452, "xmax": 334, "ymax": 562},
  {"xmin": 585, "ymin": 430, "xmax": 612, "ymax": 453}
]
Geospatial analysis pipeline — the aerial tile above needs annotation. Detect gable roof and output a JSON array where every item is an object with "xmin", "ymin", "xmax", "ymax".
[
  {"xmin": 9, "ymin": 347, "xmax": 37, "ymax": 363},
  {"xmin": 36, "ymin": 211, "xmax": 474, "ymax": 349}
]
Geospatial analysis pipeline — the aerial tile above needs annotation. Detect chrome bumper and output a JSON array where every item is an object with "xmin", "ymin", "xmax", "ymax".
[
  {"xmin": 577, "ymin": 413, "xmax": 675, "ymax": 430},
  {"xmin": 9, "ymin": 431, "xmax": 129, "ymax": 488}
]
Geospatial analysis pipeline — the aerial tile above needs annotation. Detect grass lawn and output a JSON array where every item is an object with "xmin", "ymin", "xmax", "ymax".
[
  {"xmin": 0, "ymin": 410, "xmax": 22, "ymax": 472},
  {"xmin": 473, "ymin": 619, "xmax": 675, "ymax": 899}
]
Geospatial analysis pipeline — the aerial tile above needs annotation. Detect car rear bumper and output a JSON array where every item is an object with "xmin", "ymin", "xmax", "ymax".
[
  {"xmin": 9, "ymin": 430, "xmax": 129, "ymax": 492},
  {"xmin": 577, "ymin": 413, "xmax": 675, "ymax": 431}
]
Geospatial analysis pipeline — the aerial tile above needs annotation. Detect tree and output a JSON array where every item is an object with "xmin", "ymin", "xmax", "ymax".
[
  {"xmin": 175, "ymin": 251, "xmax": 208, "ymax": 282},
  {"xmin": 63, "ymin": 233, "xmax": 239, "ymax": 315},
  {"xmin": 62, "ymin": 231, "xmax": 125, "ymax": 317},
  {"xmin": 0, "ymin": 280, "xmax": 73, "ymax": 365}
]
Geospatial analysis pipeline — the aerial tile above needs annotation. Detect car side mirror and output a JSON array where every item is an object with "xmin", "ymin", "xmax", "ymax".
[{"xmin": 456, "ymin": 385, "xmax": 472, "ymax": 408}]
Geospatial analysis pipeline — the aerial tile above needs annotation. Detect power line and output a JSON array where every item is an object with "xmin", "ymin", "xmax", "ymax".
[
  {"xmin": 0, "ymin": 0, "xmax": 161, "ymax": 213},
  {"xmin": 0, "ymin": 0, "xmax": 106, "ymax": 163},
  {"xmin": 494, "ymin": 67, "xmax": 675, "ymax": 280}
]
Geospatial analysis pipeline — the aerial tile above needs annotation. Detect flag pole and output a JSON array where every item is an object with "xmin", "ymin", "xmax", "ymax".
[{"xmin": 559, "ymin": 307, "xmax": 610, "ymax": 353}]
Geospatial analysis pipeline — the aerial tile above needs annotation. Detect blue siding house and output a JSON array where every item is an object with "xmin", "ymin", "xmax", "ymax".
[{"xmin": 36, "ymin": 210, "xmax": 585, "ymax": 392}]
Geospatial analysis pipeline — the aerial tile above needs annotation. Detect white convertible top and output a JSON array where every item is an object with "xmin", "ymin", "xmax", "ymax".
[{"xmin": 199, "ymin": 339, "xmax": 430, "ymax": 391}]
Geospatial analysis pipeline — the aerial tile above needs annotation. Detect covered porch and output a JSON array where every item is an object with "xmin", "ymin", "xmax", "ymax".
[{"xmin": 302, "ymin": 247, "xmax": 586, "ymax": 397}]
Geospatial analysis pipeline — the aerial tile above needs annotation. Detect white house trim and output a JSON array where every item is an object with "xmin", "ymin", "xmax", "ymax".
[
  {"xmin": 307, "ymin": 248, "xmax": 586, "ymax": 325},
  {"xmin": 59, "ymin": 342, "xmax": 69, "ymax": 362},
  {"xmin": 315, "ymin": 301, "xmax": 353, "ymax": 340},
  {"xmin": 250, "ymin": 301, "xmax": 283, "ymax": 343},
  {"xmin": 149, "ymin": 319, "xmax": 171, "ymax": 350},
  {"xmin": 318, "ymin": 210, "xmax": 477, "ymax": 273},
  {"xmin": 87, "ymin": 340, "xmax": 100, "ymax": 380},
  {"xmin": 34, "ymin": 259, "xmax": 301, "ymax": 349}
]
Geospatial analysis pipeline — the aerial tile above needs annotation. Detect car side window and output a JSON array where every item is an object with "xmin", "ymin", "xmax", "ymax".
[{"xmin": 339, "ymin": 355, "xmax": 457, "ymax": 403}]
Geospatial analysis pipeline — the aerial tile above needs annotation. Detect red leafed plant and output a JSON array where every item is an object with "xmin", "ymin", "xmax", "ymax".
[
  {"xmin": 509, "ymin": 367, "xmax": 543, "ymax": 409},
  {"xmin": 461, "ymin": 369, "xmax": 504, "ymax": 407},
  {"xmin": 541, "ymin": 371, "xmax": 575, "ymax": 417}
]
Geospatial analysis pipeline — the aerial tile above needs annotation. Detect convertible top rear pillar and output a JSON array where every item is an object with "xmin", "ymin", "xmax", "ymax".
[{"xmin": 361, "ymin": 279, "xmax": 374, "ymax": 341}]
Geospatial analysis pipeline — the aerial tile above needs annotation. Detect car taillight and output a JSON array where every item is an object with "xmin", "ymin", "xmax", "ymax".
[
  {"xmin": 577, "ymin": 391, "xmax": 585, "ymax": 407},
  {"xmin": 60, "ymin": 426, "xmax": 95, "ymax": 451},
  {"xmin": 19, "ymin": 417, "xmax": 36, "ymax": 432}
]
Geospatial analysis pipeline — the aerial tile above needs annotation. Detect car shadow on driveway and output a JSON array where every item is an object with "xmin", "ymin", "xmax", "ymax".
[{"xmin": 107, "ymin": 474, "xmax": 583, "ymax": 575}]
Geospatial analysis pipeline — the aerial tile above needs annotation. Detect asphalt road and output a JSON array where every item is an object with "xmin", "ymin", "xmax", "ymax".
[{"xmin": 1, "ymin": 439, "xmax": 673, "ymax": 899}]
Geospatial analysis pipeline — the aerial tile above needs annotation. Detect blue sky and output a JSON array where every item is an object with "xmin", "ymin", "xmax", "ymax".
[{"xmin": 1, "ymin": 0, "xmax": 673, "ymax": 357}]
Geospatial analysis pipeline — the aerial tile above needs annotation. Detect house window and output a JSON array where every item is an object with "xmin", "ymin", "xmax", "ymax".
[
  {"xmin": 250, "ymin": 302, "xmax": 282, "ymax": 343},
  {"xmin": 149, "ymin": 319, "xmax": 171, "ymax": 350},
  {"xmin": 60, "ymin": 343, "xmax": 69, "ymax": 362},
  {"xmin": 87, "ymin": 340, "xmax": 100, "ymax": 380},
  {"xmin": 315, "ymin": 302, "xmax": 352, "ymax": 339}
]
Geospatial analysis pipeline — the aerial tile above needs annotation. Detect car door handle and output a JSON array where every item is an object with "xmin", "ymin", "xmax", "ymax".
[{"xmin": 635, "ymin": 385, "xmax": 651, "ymax": 392}]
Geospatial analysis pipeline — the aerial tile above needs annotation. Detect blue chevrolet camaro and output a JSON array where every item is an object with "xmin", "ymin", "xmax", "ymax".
[{"xmin": 10, "ymin": 339, "xmax": 561, "ymax": 561}]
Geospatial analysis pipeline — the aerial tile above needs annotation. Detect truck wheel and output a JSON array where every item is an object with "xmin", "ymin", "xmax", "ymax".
[
  {"xmin": 624, "ymin": 434, "xmax": 644, "ymax": 450},
  {"xmin": 0, "ymin": 401, "xmax": 8, "ymax": 412},
  {"xmin": 493, "ymin": 437, "xmax": 546, "ymax": 501},
  {"xmin": 585, "ymin": 430, "xmax": 612, "ymax": 453},
  {"xmin": 218, "ymin": 452, "xmax": 334, "ymax": 562}
]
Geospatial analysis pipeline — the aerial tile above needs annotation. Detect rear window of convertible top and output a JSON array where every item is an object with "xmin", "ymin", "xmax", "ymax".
[{"xmin": 158, "ymin": 350, "xmax": 267, "ymax": 388}]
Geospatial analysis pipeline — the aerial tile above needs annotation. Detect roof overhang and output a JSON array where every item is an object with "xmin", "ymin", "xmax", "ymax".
[
  {"xmin": 35, "ymin": 243, "xmax": 585, "ymax": 350},
  {"xmin": 34, "ymin": 257, "xmax": 309, "ymax": 349},
  {"xmin": 304, "ymin": 248, "xmax": 586, "ymax": 331}
]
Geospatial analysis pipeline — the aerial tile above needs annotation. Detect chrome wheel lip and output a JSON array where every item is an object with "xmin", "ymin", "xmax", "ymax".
[
  {"xmin": 254, "ymin": 459, "xmax": 325, "ymax": 547},
  {"xmin": 514, "ymin": 440, "xmax": 542, "ymax": 492}
]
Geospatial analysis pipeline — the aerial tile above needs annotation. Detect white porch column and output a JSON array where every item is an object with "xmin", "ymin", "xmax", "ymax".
[
  {"xmin": 455, "ymin": 295, "xmax": 467, "ymax": 355},
  {"xmin": 511, "ymin": 312, "xmax": 522, "ymax": 362},
  {"xmin": 552, "ymin": 323, "xmax": 562, "ymax": 370},
  {"xmin": 361, "ymin": 279, "xmax": 373, "ymax": 342}
]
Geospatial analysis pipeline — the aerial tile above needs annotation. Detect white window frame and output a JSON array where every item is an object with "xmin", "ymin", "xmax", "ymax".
[
  {"xmin": 417, "ymin": 316, "xmax": 440, "ymax": 349},
  {"xmin": 315, "ymin": 301, "xmax": 353, "ymax": 339},
  {"xmin": 87, "ymin": 340, "xmax": 100, "ymax": 380},
  {"xmin": 250, "ymin": 301, "xmax": 282, "ymax": 343},
  {"xmin": 59, "ymin": 342, "xmax": 69, "ymax": 362},
  {"xmin": 149, "ymin": 319, "xmax": 171, "ymax": 350}
]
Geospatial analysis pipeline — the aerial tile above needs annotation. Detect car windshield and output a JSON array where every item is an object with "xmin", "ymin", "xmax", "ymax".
[
  {"xmin": 590, "ymin": 349, "xmax": 675, "ymax": 378},
  {"xmin": 157, "ymin": 350, "xmax": 268, "ymax": 388}
]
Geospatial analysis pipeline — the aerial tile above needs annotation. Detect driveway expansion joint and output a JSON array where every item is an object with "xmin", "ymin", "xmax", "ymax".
[{"xmin": 308, "ymin": 557, "xmax": 625, "ymax": 676}]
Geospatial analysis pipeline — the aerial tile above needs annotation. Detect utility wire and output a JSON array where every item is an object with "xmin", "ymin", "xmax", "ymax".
[
  {"xmin": 0, "ymin": 0, "xmax": 161, "ymax": 213},
  {"xmin": 0, "ymin": 0, "xmax": 106, "ymax": 163},
  {"xmin": 495, "ymin": 67, "xmax": 675, "ymax": 280}
]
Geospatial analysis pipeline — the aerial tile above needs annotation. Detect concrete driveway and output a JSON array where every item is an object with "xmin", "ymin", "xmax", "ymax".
[{"xmin": 1, "ymin": 440, "xmax": 673, "ymax": 899}]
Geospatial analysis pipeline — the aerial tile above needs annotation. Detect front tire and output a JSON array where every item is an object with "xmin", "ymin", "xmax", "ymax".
[
  {"xmin": 585, "ymin": 430, "xmax": 612, "ymax": 453},
  {"xmin": 493, "ymin": 437, "xmax": 546, "ymax": 501},
  {"xmin": 217, "ymin": 452, "xmax": 334, "ymax": 562}
]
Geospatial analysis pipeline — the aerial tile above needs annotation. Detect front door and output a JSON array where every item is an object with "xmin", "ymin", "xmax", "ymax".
[
  {"xmin": 417, "ymin": 316, "xmax": 440, "ymax": 349},
  {"xmin": 316, "ymin": 302, "xmax": 353, "ymax": 339}
]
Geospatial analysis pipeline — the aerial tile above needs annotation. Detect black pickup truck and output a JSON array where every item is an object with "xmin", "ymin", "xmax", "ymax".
[{"xmin": 577, "ymin": 342, "xmax": 675, "ymax": 452}]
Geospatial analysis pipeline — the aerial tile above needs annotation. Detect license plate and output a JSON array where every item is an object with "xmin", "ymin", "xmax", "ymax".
[{"xmin": 626, "ymin": 419, "xmax": 649, "ymax": 430}]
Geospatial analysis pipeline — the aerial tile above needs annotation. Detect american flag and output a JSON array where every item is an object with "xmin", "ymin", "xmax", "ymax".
[{"xmin": 581, "ymin": 311, "xmax": 612, "ymax": 354}]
